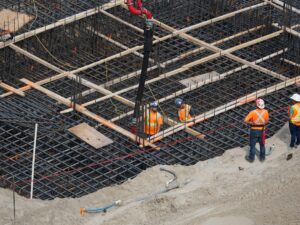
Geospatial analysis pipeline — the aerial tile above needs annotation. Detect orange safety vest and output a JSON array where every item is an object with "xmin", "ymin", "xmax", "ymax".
[
  {"xmin": 178, "ymin": 104, "xmax": 192, "ymax": 122},
  {"xmin": 144, "ymin": 110, "xmax": 163, "ymax": 135},
  {"xmin": 290, "ymin": 103, "xmax": 300, "ymax": 126},
  {"xmin": 244, "ymin": 109, "xmax": 269, "ymax": 130}
]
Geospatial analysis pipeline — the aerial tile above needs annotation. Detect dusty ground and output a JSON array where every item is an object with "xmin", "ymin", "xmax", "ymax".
[{"xmin": 1, "ymin": 124, "xmax": 300, "ymax": 225}]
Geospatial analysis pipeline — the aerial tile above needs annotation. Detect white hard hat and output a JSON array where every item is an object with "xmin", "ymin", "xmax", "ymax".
[
  {"xmin": 175, "ymin": 98, "xmax": 183, "ymax": 106},
  {"xmin": 290, "ymin": 93, "xmax": 300, "ymax": 102},
  {"xmin": 150, "ymin": 101, "xmax": 158, "ymax": 107},
  {"xmin": 256, "ymin": 98, "xmax": 265, "ymax": 109}
]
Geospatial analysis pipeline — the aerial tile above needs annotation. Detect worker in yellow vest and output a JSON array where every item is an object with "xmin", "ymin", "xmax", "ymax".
[
  {"xmin": 144, "ymin": 101, "xmax": 163, "ymax": 136},
  {"xmin": 244, "ymin": 98, "xmax": 269, "ymax": 162},
  {"xmin": 288, "ymin": 93, "xmax": 300, "ymax": 148},
  {"xmin": 175, "ymin": 98, "xmax": 194, "ymax": 122}
]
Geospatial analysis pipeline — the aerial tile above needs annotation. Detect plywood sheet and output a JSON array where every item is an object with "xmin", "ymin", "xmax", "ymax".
[
  {"xmin": 180, "ymin": 71, "xmax": 220, "ymax": 87},
  {"xmin": 0, "ymin": 9, "xmax": 33, "ymax": 32},
  {"xmin": 68, "ymin": 123, "xmax": 113, "ymax": 149}
]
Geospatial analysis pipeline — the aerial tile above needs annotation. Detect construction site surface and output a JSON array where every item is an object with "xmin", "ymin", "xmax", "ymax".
[{"xmin": 0, "ymin": 0, "xmax": 299, "ymax": 200}]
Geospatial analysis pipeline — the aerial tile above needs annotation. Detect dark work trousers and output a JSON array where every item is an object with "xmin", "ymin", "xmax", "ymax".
[
  {"xmin": 249, "ymin": 129, "xmax": 265, "ymax": 161},
  {"xmin": 289, "ymin": 122, "xmax": 300, "ymax": 147}
]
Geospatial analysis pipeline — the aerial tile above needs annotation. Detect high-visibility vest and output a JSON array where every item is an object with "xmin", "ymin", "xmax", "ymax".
[
  {"xmin": 144, "ymin": 110, "xmax": 163, "ymax": 135},
  {"xmin": 291, "ymin": 104, "xmax": 300, "ymax": 125},
  {"xmin": 178, "ymin": 104, "xmax": 192, "ymax": 122},
  {"xmin": 245, "ymin": 109, "xmax": 269, "ymax": 130}
]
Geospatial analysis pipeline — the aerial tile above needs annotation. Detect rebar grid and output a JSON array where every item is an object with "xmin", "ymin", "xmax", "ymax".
[
  {"xmin": 0, "ymin": 0, "xmax": 110, "ymax": 34},
  {"xmin": 0, "ymin": 47, "xmax": 57, "ymax": 89},
  {"xmin": 0, "ymin": 0, "xmax": 299, "ymax": 199}
]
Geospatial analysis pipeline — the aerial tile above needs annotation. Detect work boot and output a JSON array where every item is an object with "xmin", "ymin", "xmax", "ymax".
[
  {"xmin": 245, "ymin": 155, "xmax": 254, "ymax": 163},
  {"xmin": 259, "ymin": 157, "xmax": 265, "ymax": 162}
]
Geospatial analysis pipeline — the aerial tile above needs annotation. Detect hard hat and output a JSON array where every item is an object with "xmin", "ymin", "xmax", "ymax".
[
  {"xmin": 175, "ymin": 98, "xmax": 183, "ymax": 106},
  {"xmin": 150, "ymin": 101, "xmax": 158, "ymax": 108},
  {"xmin": 290, "ymin": 93, "xmax": 300, "ymax": 102},
  {"xmin": 256, "ymin": 98, "xmax": 265, "ymax": 109}
]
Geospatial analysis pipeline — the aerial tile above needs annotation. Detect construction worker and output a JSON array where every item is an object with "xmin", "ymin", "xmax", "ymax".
[
  {"xmin": 175, "ymin": 98, "xmax": 194, "ymax": 122},
  {"xmin": 244, "ymin": 98, "xmax": 269, "ymax": 162},
  {"xmin": 288, "ymin": 93, "xmax": 300, "ymax": 148},
  {"xmin": 144, "ymin": 101, "xmax": 163, "ymax": 136}
]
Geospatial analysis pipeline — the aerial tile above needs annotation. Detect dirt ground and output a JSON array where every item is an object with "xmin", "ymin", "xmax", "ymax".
[{"xmin": 1, "ymin": 124, "xmax": 300, "ymax": 225}]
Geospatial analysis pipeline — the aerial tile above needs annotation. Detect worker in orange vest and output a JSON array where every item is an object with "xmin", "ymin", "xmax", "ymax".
[
  {"xmin": 144, "ymin": 101, "xmax": 163, "ymax": 136},
  {"xmin": 288, "ymin": 93, "xmax": 300, "ymax": 148},
  {"xmin": 175, "ymin": 98, "xmax": 194, "ymax": 122},
  {"xmin": 244, "ymin": 98, "xmax": 269, "ymax": 163}
]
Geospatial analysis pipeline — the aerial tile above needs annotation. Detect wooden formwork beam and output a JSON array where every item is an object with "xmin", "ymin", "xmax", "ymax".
[
  {"xmin": 86, "ymin": 26, "xmax": 160, "ymax": 66},
  {"xmin": 265, "ymin": 0, "xmax": 300, "ymax": 15},
  {"xmin": 149, "ymin": 75, "xmax": 300, "ymax": 143},
  {"xmin": 281, "ymin": 58, "xmax": 300, "ymax": 68},
  {"xmin": 272, "ymin": 23, "xmax": 300, "ymax": 38},
  {"xmin": 20, "ymin": 78, "xmax": 158, "ymax": 149},
  {"xmin": 107, "ymin": 49, "xmax": 287, "ymax": 123},
  {"xmin": 99, "ymin": 9, "xmax": 160, "ymax": 40},
  {"xmin": 66, "ymin": 74, "xmax": 202, "ymax": 138},
  {"xmin": 1, "ymin": 3, "xmax": 267, "ymax": 98},
  {"xmin": 153, "ymin": 19, "xmax": 288, "ymax": 81},
  {"xmin": 73, "ymin": 28, "xmax": 288, "ymax": 109},
  {"xmin": 0, "ymin": 0, "xmax": 123, "ymax": 49},
  {"xmin": 121, "ymin": 2, "xmax": 266, "ymax": 35},
  {"xmin": 9, "ymin": 44, "xmax": 65, "ymax": 73},
  {"xmin": 0, "ymin": 82, "xmax": 25, "ymax": 97},
  {"xmin": 68, "ymin": 25, "xmax": 265, "ymax": 101}
]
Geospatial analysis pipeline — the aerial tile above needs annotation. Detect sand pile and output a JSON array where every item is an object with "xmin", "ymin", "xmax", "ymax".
[{"xmin": 1, "ymin": 124, "xmax": 299, "ymax": 225}]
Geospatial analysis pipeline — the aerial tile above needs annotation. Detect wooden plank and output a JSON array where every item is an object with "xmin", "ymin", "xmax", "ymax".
[
  {"xmin": 99, "ymin": 9, "xmax": 160, "ymax": 40},
  {"xmin": 20, "ymin": 78, "xmax": 158, "ymax": 149},
  {"xmin": 73, "ymin": 31, "xmax": 287, "ymax": 111},
  {"xmin": 108, "ymin": 49, "xmax": 286, "ymax": 124},
  {"xmin": 69, "ymin": 25, "xmax": 265, "ymax": 101},
  {"xmin": 66, "ymin": 74, "xmax": 201, "ymax": 138},
  {"xmin": 86, "ymin": 26, "xmax": 159, "ymax": 65},
  {"xmin": 0, "ymin": 0, "xmax": 123, "ymax": 49},
  {"xmin": 9, "ymin": 44, "xmax": 64, "ymax": 73},
  {"xmin": 272, "ymin": 23, "xmax": 300, "ymax": 38},
  {"xmin": 0, "ymin": 82, "xmax": 25, "ymax": 97},
  {"xmin": 124, "ymin": 2, "xmax": 267, "ymax": 35},
  {"xmin": 281, "ymin": 58, "xmax": 300, "ymax": 68},
  {"xmin": 68, "ymin": 122, "xmax": 113, "ymax": 149},
  {"xmin": 267, "ymin": 0, "xmax": 300, "ymax": 15},
  {"xmin": 2, "ymin": 7, "xmax": 267, "ymax": 98},
  {"xmin": 153, "ymin": 19, "xmax": 288, "ymax": 81},
  {"xmin": 67, "ymin": 74, "xmax": 134, "ymax": 107}
]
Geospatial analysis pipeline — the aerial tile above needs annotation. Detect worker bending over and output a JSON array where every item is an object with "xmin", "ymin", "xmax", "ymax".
[
  {"xmin": 288, "ymin": 93, "xmax": 300, "ymax": 148},
  {"xmin": 244, "ymin": 98, "xmax": 269, "ymax": 163},
  {"xmin": 175, "ymin": 98, "xmax": 194, "ymax": 122},
  {"xmin": 144, "ymin": 101, "xmax": 163, "ymax": 136}
]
